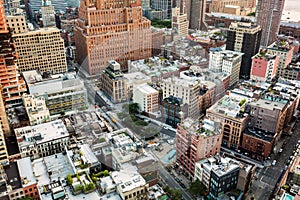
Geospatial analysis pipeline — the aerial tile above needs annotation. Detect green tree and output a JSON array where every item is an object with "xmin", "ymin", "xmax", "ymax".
[
  {"xmin": 66, "ymin": 173, "xmax": 73, "ymax": 185},
  {"xmin": 188, "ymin": 179, "xmax": 207, "ymax": 196},
  {"xmin": 103, "ymin": 170, "xmax": 109, "ymax": 177},
  {"xmin": 165, "ymin": 187, "xmax": 182, "ymax": 200},
  {"xmin": 20, "ymin": 197, "xmax": 33, "ymax": 200},
  {"xmin": 129, "ymin": 103, "xmax": 140, "ymax": 114}
]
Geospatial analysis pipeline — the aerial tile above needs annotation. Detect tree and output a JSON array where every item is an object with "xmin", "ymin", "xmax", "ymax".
[
  {"xmin": 129, "ymin": 103, "xmax": 140, "ymax": 114},
  {"xmin": 165, "ymin": 187, "xmax": 182, "ymax": 200},
  {"xmin": 66, "ymin": 173, "xmax": 73, "ymax": 185},
  {"xmin": 188, "ymin": 179, "xmax": 207, "ymax": 196},
  {"xmin": 20, "ymin": 197, "xmax": 33, "ymax": 200}
]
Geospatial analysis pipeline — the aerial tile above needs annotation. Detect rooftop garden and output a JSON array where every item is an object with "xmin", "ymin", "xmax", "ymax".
[{"xmin": 151, "ymin": 18, "xmax": 171, "ymax": 28}]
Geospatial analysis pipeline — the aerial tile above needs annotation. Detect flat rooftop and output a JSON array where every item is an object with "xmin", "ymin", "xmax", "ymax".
[
  {"xmin": 111, "ymin": 170, "xmax": 146, "ymax": 193},
  {"xmin": 180, "ymin": 118, "xmax": 221, "ymax": 137},
  {"xmin": 251, "ymin": 98, "xmax": 287, "ymax": 110},
  {"xmin": 17, "ymin": 157, "xmax": 37, "ymax": 188},
  {"xmin": 4, "ymin": 162, "xmax": 22, "ymax": 190},
  {"xmin": 134, "ymin": 84, "xmax": 158, "ymax": 95},
  {"xmin": 208, "ymin": 94, "xmax": 249, "ymax": 120},
  {"xmin": 244, "ymin": 127, "xmax": 275, "ymax": 143},
  {"xmin": 15, "ymin": 119, "xmax": 69, "ymax": 147}
]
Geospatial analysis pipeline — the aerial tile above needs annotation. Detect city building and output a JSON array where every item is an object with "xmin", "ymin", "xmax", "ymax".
[
  {"xmin": 15, "ymin": 119, "xmax": 70, "ymax": 159},
  {"xmin": 0, "ymin": 126, "xmax": 8, "ymax": 167},
  {"xmin": 267, "ymin": 39, "xmax": 294, "ymax": 77},
  {"xmin": 248, "ymin": 98, "xmax": 288, "ymax": 135},
  {"xmin": 241, "ymin": 127, "xmax": 275, "ymax": 161},
  {"xmin": 101, "ymin": 61, "xmax": 128, "ymax": 103},
  {"xmin": 133, "ymin": 84, "xmax": 159, "ymax": 113},
  {"xmin": 41, "ymin": 1, "xmax": 55, "ymax": 27},
  {"xmin": 25, "ymin": 0, "xmax": 67, "ymax": 18},
  {"xmin": 23, "ymin": 70, "xmax": 88, "ymax": 116},
  {"xmin": 194, "ymin": 156, "xmax": 248, "ymax": 199},
  {"xmin": 282, "ymin": 63, "xmax": 300, "ymax": 81},
  {"xmin": 279, "ymin": 22, "xmax": 300, "ymax": 40},
  {"xmin": 198, "ymin": 81, "xmax": 217, "ymax": 114},
  {"xmin": 161, "ymin": 96, "xmax": 188, "ymax": 128},
  {"xmin": 226, "ymin": 22, "xmax": 262, "ymax": 79},
  {"xmin": 123, "ymin": 72, "xmax": 151, "ymax": 98},
  {"xmin": 22, "ymin": 94, "xmax": 50, "ymax": 126},
  {"xmin": 256, "ymin": 0, "xmax": 285, "ymax": 47},
  {"xmin": 171, "ymin": 7, "xmax": 189, "ymax": 40},
  {"xmin": 250, "ymin": 50, "xmax": 279, "ymax": 82},
  {"xmin": 186, "ymin": 0, "xmax": 206, "ymax": 30},
  {"xmin": 2, "ymin": 0, "xmax": 19, "ymax": 14},
  {"xmin": 75, "ymin": 0, "xmax": 152, "ymax": 75},
  {"xmin": 0, "ymin": 2, "xmax": 27, "ymax": 108},
  {"xmin": 176, "ymin": 118, "xmax": 222, "ymax": 177},
  {"xmin": 161, "ymin": 77, "xmax": 200, "ymax": 119},
  {"xmin": 209, "ymin": 48, "xmax": 243, "ymax": 86},
  {"xmin": 150, "ymin": 0, "xmax": 172, "ymax": 19},
  {"xmin": 0, "ymin": 88, "xmax": 10, "ymax": 135},
  {"xmin": 111, "ymin": 170, "xmax": 149, "ymax": 200},
  {"xmin": 206, "ymin": 94, "xmax": 250, "ymax": 150},
  {"xmin": 12, "ymin": 27, "xmax": 68, "ymax": 74},
  {"xmin": 5, "ymin": 15, "xmax": 27, "ymax": 34}
]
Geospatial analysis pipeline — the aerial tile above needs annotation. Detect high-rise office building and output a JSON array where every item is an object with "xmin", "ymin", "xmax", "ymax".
[
  {"xmin": 179, "ymin": 0, "xmax": 206, "ymax": 30},
  {"xmin": 0, "ymin": 0, "xmax": 27, "ymax": 108},
  {"xmin": 226, "ymin": 22, "xmax": 261, "ymax": 79},
  {"xmin": 256, "ymin": 0, "xmax": 285, "ymax": 47},
  {"xmin": 12, "ymin": 27, "xmax": 68, "ymax": 74},
  {"xmin": 41, "ymin": 1, "xmax": 55, "ymax": 27},
  {"xmin": 75, "ymin": 0, "xmax": 152, "ymax": 75},
  {"xmin": 2, "ymin": 0, "xmax": 20, "ymax": 14}
]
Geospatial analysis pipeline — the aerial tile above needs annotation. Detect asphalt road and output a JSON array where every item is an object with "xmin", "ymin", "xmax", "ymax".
[{"xmin": 248, "ymin": 121, "xmax": 300, "ymax": 200}]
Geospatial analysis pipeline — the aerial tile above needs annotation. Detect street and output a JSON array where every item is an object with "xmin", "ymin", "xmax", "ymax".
[{"xmin": 248, "ymin": 121, "xmax": 300, "ymax": 200}]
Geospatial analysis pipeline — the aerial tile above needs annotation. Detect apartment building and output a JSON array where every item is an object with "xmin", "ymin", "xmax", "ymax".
[
  {"xmin": 22, "ymin": 94, "xmax": 50, "ymax": 126},
  {"xmin": 0, "ymin": 126, "xmax": 8, "ymax": 167},
  {"xmin": 15, "ymin": 119, "xmax": 70, "ymax": 159},
  {"xmin": 176, "ymin": 118, "xmax": 222, "ymax": 177},
  {"xmin": 75, "ymin": 0, "xmax": 152, "ymax": 75},
  {"xmin": 172, "ymin": 7, "xmax": 189, "ymax": 40},
  {"xmin": 2, "ymin": 0, "xmax": 20, "ymax": 14},
  {"xmin": 12, "ymin": 27, "xmax": 68, "ymax": 74},
  {"xmin": 251, "ymin": 51, "xmax": 278, "ymax": 82},
  {"xmin": 41, "ymin": 4, "xmax": 55, "ymax": 27},
  {"xmin": 0, "ymin": 3, "xmax": 27, "ymax": 108},
  {"xmin": 101, "ymin": 61, "xmax": 128, "ymax": 103},
  {"xmin": 256, "ymin": 0, "xmax": 285, "ymax": 47},
  {"xmin": 111, "ymin": 171, "xmax": 149, "ymax": 200},
  {"xmin": 194, "ymin": 156, "xmax": 242, "ymax": 199},
  {"xmin": 226, "ymin": 22, "xmax": 261, "ymax": 79},
  {"xmin": 241, "ymin": 127, "xmax": 275, "ymax": 161},
  {"xmin": 133, "ymin": 84, "xmax": 159, "ymax": 113},
  {"xmin": 267, "ymin": 40, "xmax": 294, "ymax": 77},
  {"xmin": 23, "ymin": 70, "xmax": 88, "ymax": 116},
  {"xmin": 0, "ymin": 88, "xmax": 10, "ymax": 135},
  {"xmin": 161, "ymin": 77, "xmax": 200, "ymax": 119},
  {"xmin": 206, "ymin": 94, "xmax": 250, "ymax": 150},
  {"xmin": 199, "ymin": 81, "xmax": 217, "ymax": 114},
  {"xmin": 248, "ymin": 98, "xmax": 288, "ymax": 136},
  {"xmin": 282, "ymin": 64, "xmax": 300, "ymax": 81},
  {"xmin": 6, "ymin": 15, "xmax": 27, "ymax": 34},
  {"xmin": 209, "ymin": 48, "xmax": 243, "ymax": 86}
]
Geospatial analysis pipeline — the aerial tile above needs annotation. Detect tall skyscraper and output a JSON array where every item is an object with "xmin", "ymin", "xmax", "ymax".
[
  {"xmin": 256, "ymin": 0, "xmax": 285, "ymax": 47},
  {"xmin": 75, "ymin": 0, "xmax": 152, "ymax": 75},
  {"xmin": 179, "ymin": 0, "xmax": 206, "ymax": 30},
  {"xmin": 226, "ymin": 22, "xmax": 262, "ymax": 79},
  {"xmin": 0, "ymin": 0, "xmax": 26, "ymax": 109}
]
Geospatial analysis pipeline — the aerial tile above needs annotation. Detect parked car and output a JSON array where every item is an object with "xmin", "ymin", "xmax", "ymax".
[{"xmin": 272, "ymin": 160, "xmax": 277, "ymax": 166}]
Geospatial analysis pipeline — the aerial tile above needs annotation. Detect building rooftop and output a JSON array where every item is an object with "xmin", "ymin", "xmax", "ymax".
[
  {"xmin": 208, "ymin": 94, "xmax": 249, "ymax": 119},
  {"xmin": 111, "ymin": 170, "xmax": 146, "ymax": 193},
  {"xmin": 180, "ymin": 118, "xmax": 221, "ymax": 137},
  {"xmin": 134, "ymin": 84, "xmax": 158, "ymax": 95},
  {"xmin": 15, "ymin": 119, "xmax": 69, "ymax": 147},
  {"xmin": 4, "ymin": 162, "xmax": 22, "ymax": 189},
  {"xmin": 23, "ymin": 70, "xmax": 84, "ymax": 95},
  {"xmin": 103, "ymin": 60, "xmax": 124, "ymax": 80},
  {"xmin": 208, "ymin": 12, "xmax": 256, "ymax": 23},
  {"xmin": 17, "ymin": 157, "xmax": 37, "ymax": 188},
  {"xmin": 162, "ymin": 76, "xmax": 200, "ymax": 88},
  {"xmin": 198, "ymin": 156, "xmax": 240, "ymax": 177},
  {"xmin": 244, "ymin": 127, "xmax": 276, "ymax": 142},
  {"xmin": 252, "ymin": 98, "xmax": 287, "ymax": 110},
  {"xmin": 124, "ymin": 72, "xmax": 151, "ymax": 85}
]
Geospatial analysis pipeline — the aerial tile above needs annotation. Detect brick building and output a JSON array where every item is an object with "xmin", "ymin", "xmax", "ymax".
[{"xmin": 75, "ymin": 0, "xmax": 152, "ymax": 75}]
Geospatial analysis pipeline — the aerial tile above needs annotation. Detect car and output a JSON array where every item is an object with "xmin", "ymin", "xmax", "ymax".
[
  {"xmin": 279, "ymin": 148, "xmax": 283, "ymax": 153},
  {"xmin": 175, "ymin": 177, "xmax": 180, "ymax": 182},
  {"xmin": 272, "ymin": 160, "xmax": 277, "ymax": 166}
]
